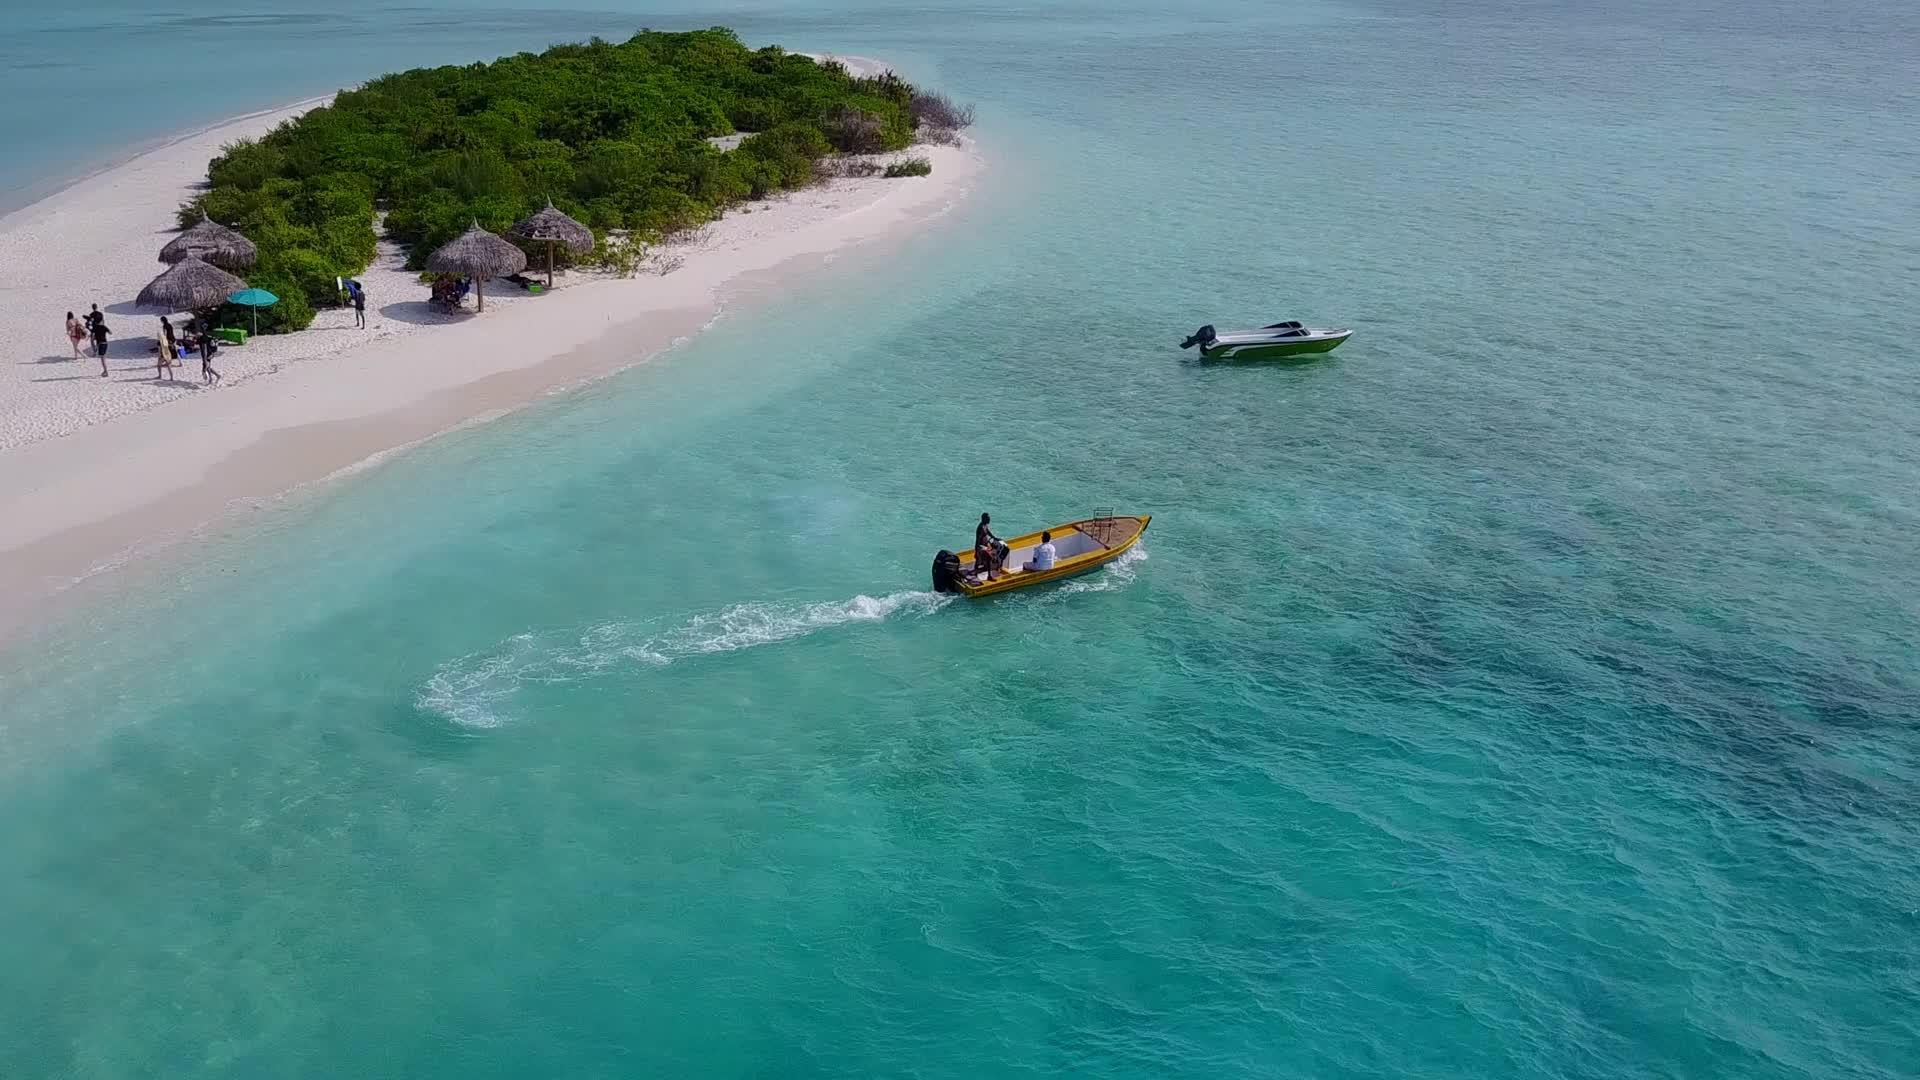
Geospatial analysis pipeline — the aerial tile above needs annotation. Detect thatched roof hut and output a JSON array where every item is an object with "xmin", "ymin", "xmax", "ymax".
[
  {"xmin": 136, "ymin": 255, "xmax": 247, "ymax": 312},
  {"xmin": 511, "ymin": 199, "xmax": 594, "ymax": 288},
  {"xmin": 426, "ymin": 222, "xmax": 527, "ymax": 312},
  {"xmin": 160, "ymin": 213, "xmax": 258, "ymax": 270}
]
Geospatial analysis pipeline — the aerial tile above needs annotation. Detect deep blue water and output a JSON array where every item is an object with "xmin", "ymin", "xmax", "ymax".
[{"xmin": 1, "ymin": 1, "xmax": 1917, "ymax": 1077}]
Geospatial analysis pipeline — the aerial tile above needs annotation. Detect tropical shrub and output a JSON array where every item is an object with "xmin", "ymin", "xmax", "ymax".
[
  {"xmin": 584, "ymin": 233, "xmax": 647, "ymax": 277},
  {"xmin": 909, "ymin": 91, "xmax": 975, "ymax": 133},
  {"xmin": 883, "ymin": 156, "xmax": 933, "ymax": 178},
  {"xmin": 823, "ymin": 107, "xmax": 887, "ymax": 154},
  {"xmin": 221, "ymin": 269, "xmax": 315, "ymax": 336}
]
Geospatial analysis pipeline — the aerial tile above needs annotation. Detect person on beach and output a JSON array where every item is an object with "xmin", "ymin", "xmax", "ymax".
[
  {"xmin": 155, "ymin": 317, "xmax": 179, "ymax": 380},
  {"xmin": 351, "ymin": 282, "xmax": 367, "ymax": 328},
  {"xmin": 198, "ymin": 331, "xmax": 221, "ymax": 386},
  {"xmin": 65, "ymin": 311, "xmax": 87, "ymax": 358},
  {"xmin": 86, "ymin": 305, "xmax": 111, "ymax": 375}
]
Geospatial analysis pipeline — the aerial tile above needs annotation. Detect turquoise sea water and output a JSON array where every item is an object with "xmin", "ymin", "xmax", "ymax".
[{"xmin": 4, "ymin": 1, "xmax": 1919, "ymax": 1076}]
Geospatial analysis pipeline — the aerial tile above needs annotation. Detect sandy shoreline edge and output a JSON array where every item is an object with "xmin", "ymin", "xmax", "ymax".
[{"xmin": 0, "ymin": 55, "xmax": 983, "ymax": 642}]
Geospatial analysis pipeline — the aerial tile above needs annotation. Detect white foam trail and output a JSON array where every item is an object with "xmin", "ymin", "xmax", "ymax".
[
  {"xmin": 416, "ymin": 632, "xmax": 547, "ymax": 730},
  {"xmin": 418, "ymin": 590, "xmax": 950, "ymax": 728},
  {"xmin": 616, "ymin": 590, "xmax": 947, "ymax": 664},
  {"xmin": 1037, "ymin": 544, "xmax": 1149, "ymax": 602}
]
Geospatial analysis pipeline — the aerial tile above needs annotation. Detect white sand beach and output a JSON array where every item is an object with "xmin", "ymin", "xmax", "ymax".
[{"xmin": 0, "ymin": 55, "xmax": 981, "ymax": 631}]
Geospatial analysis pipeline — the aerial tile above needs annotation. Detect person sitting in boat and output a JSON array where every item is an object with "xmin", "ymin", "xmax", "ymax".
[
  {"xmin": 1023, "ymin": 532, "xmax": 1057, "ymax": 573},
  {"xmin": 974, "ymin": 513, "xmax": 1006, "ymax": 581}
]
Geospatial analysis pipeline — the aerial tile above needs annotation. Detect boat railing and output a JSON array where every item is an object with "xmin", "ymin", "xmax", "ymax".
[{"xmin": 1086, "ymin": 509, "xmax": 1117, "ymax": 548}]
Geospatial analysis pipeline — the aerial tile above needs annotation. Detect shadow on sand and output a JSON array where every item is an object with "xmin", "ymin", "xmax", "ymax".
[
  {"xmin": 103, "ymin": 335, "xmax": 165, "ymax": 357},
  {"xmin": 379, "ymin": 300, "xmax": 467, "ymax": 327}
]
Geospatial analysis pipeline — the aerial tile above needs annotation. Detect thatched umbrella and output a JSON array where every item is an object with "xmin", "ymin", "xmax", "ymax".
[
  {"xmin": 136, "ymin": 255, "xmax": 247, "ymax": 313},
  {"xmin": 160, "ymin": 213, "xmax": 258, "ymax": 270},
  {"xmin": 426, "ymin": 221, "xmax": 526, "ymax": 313},
  {"xmin": 511, "ymin": 198, "xmax": 594, "ymax": 289}
]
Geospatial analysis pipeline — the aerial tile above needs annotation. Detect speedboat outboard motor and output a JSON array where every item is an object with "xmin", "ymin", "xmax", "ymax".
[
  {"xmin": 1180, "ymin": 325, "xmax": 1217, "ymax": 350},
  {"xmin": 931, "ymin": 550, "xmax": 963, "ymax": 593}
]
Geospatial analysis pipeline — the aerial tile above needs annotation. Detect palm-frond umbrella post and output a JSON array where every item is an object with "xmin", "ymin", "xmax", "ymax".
[
  {"xmin": 426, "ymin": 221, "xmax": 526, "ymax": 313},
  {"xmin": 511, "ymin": 199, "xmax": 594, "ymax": 289},
  {"xmin": 136, "ymin": 255, "xmax": 247, "ymax": 314},
  {"xmin": 159, "ymin": 213, "xmax": 258, "ymax": 271}
]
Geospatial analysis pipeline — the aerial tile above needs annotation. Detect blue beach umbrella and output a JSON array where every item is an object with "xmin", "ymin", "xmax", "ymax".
[{"xmin": 227, "ymin": 287, "xmax": 279, "ymax": 337}]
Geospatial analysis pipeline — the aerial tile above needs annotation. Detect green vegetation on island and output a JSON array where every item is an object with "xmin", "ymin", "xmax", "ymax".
[
  {"xmin": 883, "ymin": 156, "xmax": 934, "ymax": 178},
  {"xmin": 181, "ymin": 28, "xmax": 970, "ymax": 333}
]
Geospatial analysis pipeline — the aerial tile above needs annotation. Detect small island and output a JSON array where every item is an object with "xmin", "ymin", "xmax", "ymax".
[
  {"xmin": 187, "ymin": 28, "xmax": 972, "ymax": 332},
  {"xmin": 0, "ymin": 31, "xmax": 980, "ymax": 609}
]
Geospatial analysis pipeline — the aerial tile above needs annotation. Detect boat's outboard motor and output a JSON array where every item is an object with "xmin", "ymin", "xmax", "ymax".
[
  {"xmin": 931, "ymin": 550, "xmax": 963, "ymax": 593},
  {"xmin": 1180, "ymin": 325, "xmax": 1217, "ymax": 350}
]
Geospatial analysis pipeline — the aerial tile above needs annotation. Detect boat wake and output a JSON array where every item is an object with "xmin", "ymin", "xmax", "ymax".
[{"xmin": 418, "ymin": 590, "xmax": 952, "ymax": 729}]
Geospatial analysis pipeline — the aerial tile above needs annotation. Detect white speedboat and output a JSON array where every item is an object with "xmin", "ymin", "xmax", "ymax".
[{"xmin": 1179, "ymin": 321, "xmax": 1352, "ymax": 360}]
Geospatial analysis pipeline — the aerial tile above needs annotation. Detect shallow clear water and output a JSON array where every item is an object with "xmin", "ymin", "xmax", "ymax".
[{"xmin": 3, "ymin": 1, "xmax": 1919, "ymax": 1076}]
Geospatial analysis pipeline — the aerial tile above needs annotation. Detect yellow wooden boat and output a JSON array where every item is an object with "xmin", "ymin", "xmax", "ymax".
[{"xmin": 931, "ymin": 514, "xmax": 1151, "ymax": 597}]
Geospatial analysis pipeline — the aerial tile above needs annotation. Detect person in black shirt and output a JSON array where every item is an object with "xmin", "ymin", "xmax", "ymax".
[
  {"xmin": 351, "ymin": 282, "xmax": 367, "ymax": 328},
  {"xmin": 198, "ymin": 332, "xmax": 221, "ymax": 385},
  {"xmin": 974, "ymin": 513, "xmax": 1005, "ymax": 581},
  {"xmin": 86, "ymin": 305, "xmax": 111, "ymax": 375}
]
